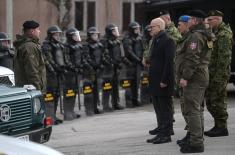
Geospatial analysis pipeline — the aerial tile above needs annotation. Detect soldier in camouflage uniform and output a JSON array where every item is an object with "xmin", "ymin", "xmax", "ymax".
[
  {"xmin": 159, "ymin": 10, "xmax": 182, "ymax": 44},
  {"xmin": 0, "ymin": 32, "xmax": 14, "ymax": 70},
  {"xmin": 175, "ymin": 10, "xmax": 213, "ymax": 153},
  {"xmin": 14, "ymin": 20, "xmax": 46, "ymax": 93},
  {"xmin": 204, "ymin": 10, "xmax": 233, "ymax": 137},
  {"xmin": 175, "ymin": 15, "xmax": 191, "ymax": 146}
]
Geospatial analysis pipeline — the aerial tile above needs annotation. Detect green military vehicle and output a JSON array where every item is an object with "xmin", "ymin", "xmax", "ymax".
[{"xmin": 0, "ymin": 66, "xmax": 52, "ymax": 143}]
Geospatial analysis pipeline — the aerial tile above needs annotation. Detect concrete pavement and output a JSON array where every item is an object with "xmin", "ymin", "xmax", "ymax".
[{"xmin": 46, "ymin": 85, "xmax": 235, "ymax": 155}]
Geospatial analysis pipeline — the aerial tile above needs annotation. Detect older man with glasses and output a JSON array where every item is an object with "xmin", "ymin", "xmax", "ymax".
[{"xmin": 146, "ymin": 17, "xmax": 175, "ymax": 144}]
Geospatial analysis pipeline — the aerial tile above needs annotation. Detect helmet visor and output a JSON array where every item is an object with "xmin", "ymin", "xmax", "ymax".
[
  {"xmin": 112, "ymin": 27, "xmax": 120, "ymax": 37},
  {"xmin": 72, "ymin": 31, "xmax": 81, "ymax": 42}
]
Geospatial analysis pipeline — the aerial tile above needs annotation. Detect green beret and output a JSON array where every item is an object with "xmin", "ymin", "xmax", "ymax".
[{"xmin": 208, "ymin": 10, "xmax": 224, "ymax": 17}]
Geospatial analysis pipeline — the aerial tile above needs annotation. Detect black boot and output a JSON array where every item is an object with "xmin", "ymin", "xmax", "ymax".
[
  {"xmin": 204, "ymin": 126, "xmax": 228, "ymax": 137},
  {"xmin": 113, "ymin": 104, "xmax": 124, "ymax": 110},
  {"xmin": 54, "ymin": 117, "xmax": 63, "ymax": 125},
  {"xmin": 94, "ymin": 108, "xmax": 103, "ymax": 114},
  {"xmin": 177, "ymin": 132, "xmax": 190, "ymax": 146},
  {"xmin": 152, "ymin": 135, "xmax": 171, "ymax": 144},
  {"xmin": 180, "ymin": 144, "xmax": 204, "ymax": 153}
]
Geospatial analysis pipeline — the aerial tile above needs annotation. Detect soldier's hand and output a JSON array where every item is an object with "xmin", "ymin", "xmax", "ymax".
[{"xmin": 179, "ymin": 79, "xmax": 187, "ymax": 87}]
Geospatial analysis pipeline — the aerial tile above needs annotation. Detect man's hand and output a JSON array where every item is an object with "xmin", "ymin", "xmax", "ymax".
[
  {"xmin": 179, "ymin": 78, "xmax": 188, "ymax": 87},
  {"xmin": 160, "ymin": 82, "xmax": 167, "ymax": 88}
]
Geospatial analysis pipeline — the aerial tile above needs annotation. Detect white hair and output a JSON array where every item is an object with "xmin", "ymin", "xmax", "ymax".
[{"xmin": 155, "ymin": 18, "xmax": 165, "ymax": 30}]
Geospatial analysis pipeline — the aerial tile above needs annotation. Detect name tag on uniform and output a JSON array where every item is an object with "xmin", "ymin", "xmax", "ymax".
[
  {"xmin": 44, "ymin": 93, "xmax": 54, "ymax": 102},
  {"xmin": 103, "ymin": 82, "xmax": 112, "ymax": 91},
  {"xmin": 65, "ymin": 89, "xmax": 76, "ymax": 97},
  {"xmin": 120, "ymin": 79, "xmax": 131, "ymax": 89}
]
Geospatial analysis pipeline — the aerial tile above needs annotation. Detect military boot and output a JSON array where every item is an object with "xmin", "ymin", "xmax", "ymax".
[
  {"xmin": 204, "ymin": 126, "xmax": 228, "ymax": 137},
  {"xmin": 180, "ymin": 144, "xmax": 204, "ymax": 153},
  {"xmin": 177, "ymin": 132, "xmax": 190, "ymax": 146}
]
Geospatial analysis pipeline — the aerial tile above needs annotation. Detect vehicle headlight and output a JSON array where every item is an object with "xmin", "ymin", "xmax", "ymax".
[{"xmin": 33, "ymin": 98, "xmax": 42, "ymax": 114}]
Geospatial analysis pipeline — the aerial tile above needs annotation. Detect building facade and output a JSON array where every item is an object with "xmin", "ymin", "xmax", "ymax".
[{"xmin": 0, "ymin": 0, "xmax": 146, "ymax": 41}]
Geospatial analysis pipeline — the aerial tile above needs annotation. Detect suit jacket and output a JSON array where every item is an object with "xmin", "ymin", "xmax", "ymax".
[{"xmin": 149, "ymin": 30, "xmax": 175, "ymax": 96}]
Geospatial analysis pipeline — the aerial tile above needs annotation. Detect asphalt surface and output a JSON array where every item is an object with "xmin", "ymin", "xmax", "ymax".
[{"xmin": 46, "ymin": 84, "xmax": 235, "ymax": 155}]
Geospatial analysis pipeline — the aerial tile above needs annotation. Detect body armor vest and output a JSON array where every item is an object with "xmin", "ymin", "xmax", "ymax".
[
  {"xmin": 68, "ymin": 44, "xmax": 83, "ymax": 67},
  {"xmin": 50, "ymin": 42, "xmax": 65, "ymax": 67},
  {"xmin": 108, "ymin": 39, "xmax": 122, "ymax": 64}
]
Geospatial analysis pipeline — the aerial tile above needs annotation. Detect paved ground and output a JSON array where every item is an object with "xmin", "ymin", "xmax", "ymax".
[{"xmin": 46, "ymin": 84, "xmax": 235, "ymax": 155}]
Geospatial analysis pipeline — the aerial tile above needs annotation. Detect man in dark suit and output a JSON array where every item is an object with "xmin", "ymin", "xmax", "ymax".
[{"xmin": 146, "ymin": 17, "xmax": 175, "ymax": 144}]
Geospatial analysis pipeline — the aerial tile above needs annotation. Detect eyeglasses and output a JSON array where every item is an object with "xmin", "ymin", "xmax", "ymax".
[
  {"xmin": 149, "ymin": 25, "xmax": 160, "ymax": 28},
  {"xmin": 207, "ymin": 18, "xmax": 217, "ymax": 21}
]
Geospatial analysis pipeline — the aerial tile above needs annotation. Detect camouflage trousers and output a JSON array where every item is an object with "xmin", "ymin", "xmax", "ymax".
[
  {"xmin": 205, "ymin": 80, "xmax": 229, "ymax": 128},
  {"xmin": 183, "ymin": 82, "xmax": 206, "ymax": 147}
]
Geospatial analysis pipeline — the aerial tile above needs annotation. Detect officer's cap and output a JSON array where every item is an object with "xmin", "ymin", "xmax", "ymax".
[
  {"xmin": 187, "ymin": 10, "xmax": 206, "ymax": 19},
  {"xmin": 159, "ymin": 10, "xmax": 169, "ymax": 16},
  {"xmin": 23, "ymin": 20, "xmax": 40, "ymax": 30},
  {"xmin": 178, "ymin": 15, "xmax": 190, "ymax": 22},
  {"xmin": 207, "ymin": 10, "xmax": 224, "ymax": 17}
]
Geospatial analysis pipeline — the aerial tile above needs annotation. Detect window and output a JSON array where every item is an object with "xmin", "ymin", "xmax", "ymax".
[
  {"xmin": 75, "ymin": 1, "xmax": 84, "ymax": 30},
  {"xmin": 87, "ymin": 1, "xmax": 96, "ymax": 28},
  {"xmin": 122, "ymin": 2, "xmax": 131, "ymax": 32}
]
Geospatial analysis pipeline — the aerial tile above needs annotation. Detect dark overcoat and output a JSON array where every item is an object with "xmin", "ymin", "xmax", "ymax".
[{"xmin": 149, "ymin": 30, "xmax": 175, "ymax": 96}]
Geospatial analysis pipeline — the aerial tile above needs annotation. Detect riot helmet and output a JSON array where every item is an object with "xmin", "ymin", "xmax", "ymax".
[
  {"xmin": 105, "ymin": 23, "xmax": 120, "ymax": 38},
  {"xmin": 128, "ymin": 22, "xmax": 141, "ymax": 36},
  {"xmin": 0, "ymin": 32, "xmax": 11, "ymax": 48},
  {"xmin": 66, "ymin": 27, "xmax": 81, "ymax": 42},
  {"xmin": 47, "ymin": 25, "xmax": 62, "ymax": 42},
  {"xmin": 87, "ymin": 27, "xmax": 100, "ymax": 42}
]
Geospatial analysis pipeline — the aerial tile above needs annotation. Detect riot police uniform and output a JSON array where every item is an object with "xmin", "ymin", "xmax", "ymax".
[
  {"xmin": 63, "ymin": 27, "xmax": 83, "ymax": 120},
  {"xmin": 0, "ymin": 32, "xmax": 14, "ymax": 70},
  {"xmin": 100, "ymin": 24, "xmax": 125, "ymax": 110},
  {"xmin": 123, "ymin": 22, "xmax": 144, "ymax": 107},
  {"xmin": 84, "ymin": 27, "xmax": 111, "ymax": 114},
  {"xmin": 41, "ymin": 25, "xmax": 65, "ymax": 124}
]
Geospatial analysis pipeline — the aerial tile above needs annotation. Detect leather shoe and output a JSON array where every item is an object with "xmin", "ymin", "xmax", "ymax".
[
  {"xmin": 204, "ymin": 126, "xmax": 228, "ymax": 137},
  {"xmin": 152, "ymin": 136, "xmax": 171, "ymax": 144},
  {"xmin": 149, "ymin": 127, "xmax": 160, "ymax": 135},
  {"xmin": 180, "ymin": 144, "xmax": 204, "ymax": 153},
  {"xmin": 146, "ymin": 135, "xmax": 160, "ymax": 143}
]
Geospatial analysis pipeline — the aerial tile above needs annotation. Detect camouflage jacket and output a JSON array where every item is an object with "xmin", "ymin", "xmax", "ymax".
[
  {"xmin": 14, "ymin": 35, "xmax": 46, "ymax": 92},
  {"xmin": 166, "ymin": 22, "xmax": 182, "ymax": 44},
  {"xmin": 175, "ymin": 24, "xmax": 213, "ymax": 85},
  {"xmin": 209, "ymin": 22, "xmax": 233, "ymax": 82}
]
